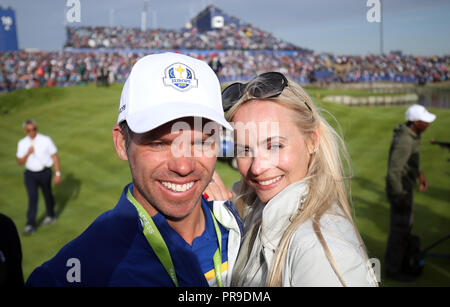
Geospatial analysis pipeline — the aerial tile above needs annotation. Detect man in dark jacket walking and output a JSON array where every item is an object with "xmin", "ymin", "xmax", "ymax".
[{"xmin": 385, "ymin": 104, "xmax": 436, "ymax": 280}]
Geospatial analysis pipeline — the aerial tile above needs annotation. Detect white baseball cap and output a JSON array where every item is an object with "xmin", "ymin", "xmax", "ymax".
[
  {"xmin": 117, "ymin": 52, "xmax": 233, "ymax": 133},
  {"xmin": 405, "ymin": 104, "xmax": 436, "ymax": 123}
]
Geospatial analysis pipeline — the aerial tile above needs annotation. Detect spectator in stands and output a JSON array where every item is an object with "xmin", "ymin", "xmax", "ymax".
[{"xmin": 208, "ymin": 53, "xmax": 222, "ymax": 75}]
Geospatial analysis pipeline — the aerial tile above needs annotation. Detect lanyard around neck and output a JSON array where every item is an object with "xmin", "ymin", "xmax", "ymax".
[
  {"xmin": 211, "ymin": 208, "xmax": 223, "ymax": 287},
  {"xmin": 126, "ymin": 188, "xmax": 223, "ymax": 287}
]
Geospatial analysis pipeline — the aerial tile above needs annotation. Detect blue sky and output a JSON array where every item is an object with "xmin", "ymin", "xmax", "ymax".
[{"xmin": 0, "ymin": 0, "xmax": 449, "ymax": 55}]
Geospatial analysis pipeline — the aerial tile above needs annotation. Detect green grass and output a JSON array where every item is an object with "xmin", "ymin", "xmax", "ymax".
[
  {"xmin": 303, "ymin": 86, "xmax": 407, "ymax": 99},
  {"xmin": 313, "ymin": 95, "xmax": 450, "ymax": 287},
  {"xmin": 0, "ymin": 83, "xmax": 448, "ymax": 286}
]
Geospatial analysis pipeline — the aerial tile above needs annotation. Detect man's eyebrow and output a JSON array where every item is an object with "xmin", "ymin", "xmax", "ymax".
[{"xmin": 152, "ymin": 131, "xmax": 216, "ymax": 142}]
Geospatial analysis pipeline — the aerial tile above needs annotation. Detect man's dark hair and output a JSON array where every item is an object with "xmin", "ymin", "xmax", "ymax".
[
  {"xmin": 23, "ymin": 119, "xmax": 37, "ymax": 129},
  {"xmin": 119, "ymin": 121, "xmax": 132, "ymax": 153}
]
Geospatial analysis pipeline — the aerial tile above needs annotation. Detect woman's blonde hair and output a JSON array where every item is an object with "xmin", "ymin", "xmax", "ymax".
[{"xmin": 226, "ymin": 76, "xmax": 375, "ymax": 287}]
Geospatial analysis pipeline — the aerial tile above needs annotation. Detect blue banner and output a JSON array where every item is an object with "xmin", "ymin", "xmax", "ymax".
[{"xmin": 0, "ymin": 8, "xmax": 18, "ymax": 51}]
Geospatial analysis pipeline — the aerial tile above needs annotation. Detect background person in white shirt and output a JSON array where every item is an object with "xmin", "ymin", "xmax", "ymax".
[{"xmin": 16, "ymin": 120, "xmax": 61, "ymax": 235}]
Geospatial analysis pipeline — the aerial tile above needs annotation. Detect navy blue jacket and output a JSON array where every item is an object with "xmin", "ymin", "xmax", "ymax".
[{"xmin": 26, "ymin": 183, "xmax": 236, "ymax": 286}]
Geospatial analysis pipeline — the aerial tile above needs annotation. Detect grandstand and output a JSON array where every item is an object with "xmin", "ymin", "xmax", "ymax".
[
  {"xmin": 0, "ymin": 5, "xmax": 449, "ymax": 92},
  {"xmin": 64, "ymin": 5, "xmax": 309, "ymax": 52}
]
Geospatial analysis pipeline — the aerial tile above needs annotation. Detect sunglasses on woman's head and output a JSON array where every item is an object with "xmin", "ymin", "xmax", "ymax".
[{"xmin": 221, "ymin": 72, "xmax": 312, "ymax": 113}]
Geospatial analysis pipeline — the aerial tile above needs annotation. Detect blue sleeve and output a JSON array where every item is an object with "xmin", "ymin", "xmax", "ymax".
[{"xmin": 26, "ymin": 264, "xmax": 61, "ymax": 287}]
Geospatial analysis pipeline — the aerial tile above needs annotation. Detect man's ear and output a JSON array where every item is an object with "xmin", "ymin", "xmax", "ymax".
[{"xmin": 112, "ymin": 125, "xmax": 128, "ymax": 161}]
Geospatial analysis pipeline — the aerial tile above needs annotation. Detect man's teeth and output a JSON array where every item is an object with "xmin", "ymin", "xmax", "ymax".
[
  {"xmin": 161, "ymin": 181, "xmax": 195, "ymax": 192},
  {"xmin": 258, "ymin": 176, "xmax": 282, "ymax": 186}
]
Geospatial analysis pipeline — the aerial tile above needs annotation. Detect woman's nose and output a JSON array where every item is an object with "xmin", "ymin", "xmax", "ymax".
[{"xmin": 249, "ymin": 154, "xmax": 272, "ymax": 177}]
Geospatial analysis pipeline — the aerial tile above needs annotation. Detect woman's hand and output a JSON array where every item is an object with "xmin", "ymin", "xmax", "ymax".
[{"xmin": 203, "ymin": 171, "xmax": 233, "ymax": 201}]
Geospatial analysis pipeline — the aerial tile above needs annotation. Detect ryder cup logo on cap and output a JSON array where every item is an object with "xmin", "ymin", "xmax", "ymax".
[
  {"xmin": 117, "ymin": 52, "xmax": 233, "ymax": 134},
  {"xmin": 163, "ymin": 63, "xmax": 198, "ymax": 91}
]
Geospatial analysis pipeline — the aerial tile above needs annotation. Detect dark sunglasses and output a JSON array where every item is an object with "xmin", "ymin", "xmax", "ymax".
[{"xmin": 221, "ymin": 72, "xmax": 312, "ymax": 113}]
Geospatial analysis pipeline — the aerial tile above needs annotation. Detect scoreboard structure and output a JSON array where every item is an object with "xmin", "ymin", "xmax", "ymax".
[
  {"xmin": 0, "ymin": 8, "xmax": 18, "ymax": 51},
  {"xmin": 187, "ymin": 5, "xmax": 244, "ymax": 32}
]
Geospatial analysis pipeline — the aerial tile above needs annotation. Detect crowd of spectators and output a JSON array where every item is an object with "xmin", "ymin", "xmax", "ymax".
[
  {"xmin": 65, "ymin": 24, "xmax": 305, "ymax": 51},
  {"xmin": 215, "ymin": 51, "xmax": 449, "ymax": 84},
  {"xmin": 1, "ymin": 22, "xmax": 449, "ymax": 92},
  {"xmin": 1, "ymin": 49, "xmax": 448, "ymax": 92},
  {"xmin": 0, "ymin": 50, "xmax": 139, "ymax": 91}
]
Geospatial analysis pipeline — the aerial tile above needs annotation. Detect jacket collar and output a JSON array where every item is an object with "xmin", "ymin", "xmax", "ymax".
[
  {"xmin": 403, "ymin": 123, "xmax": 420, "ymax": 139},
  {"xmin": 210, "ymin": 199, "xmax": 243, "ymax": 237},
  {"xmin": 258, "ymin": 180, "xmax": 309, "ymax": 251}
]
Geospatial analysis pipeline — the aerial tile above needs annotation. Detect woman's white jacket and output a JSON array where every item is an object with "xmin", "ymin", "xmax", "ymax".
[{"xmin": 231, "ymin": 180, "xmax": 378, "ymax": 287}]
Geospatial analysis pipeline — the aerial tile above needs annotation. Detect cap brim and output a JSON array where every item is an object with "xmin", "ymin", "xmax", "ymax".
[
  {"xmin": 422, "ymin": 112, "xmax": 436, "ymax": 123},
  {"xmin": 125, "ymin": 101, "xmax": 233, "ymax": 133}
]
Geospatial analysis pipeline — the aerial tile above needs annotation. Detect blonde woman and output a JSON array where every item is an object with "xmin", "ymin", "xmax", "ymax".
[{"xmin": 206, "ymin": 72, "xmax": 378, "ymax": 286}]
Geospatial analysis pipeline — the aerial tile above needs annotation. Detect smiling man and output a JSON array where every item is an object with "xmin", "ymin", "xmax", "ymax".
[{"xmin": 26, "ymin": 52, "xmax": 242, "ymax": 287}]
